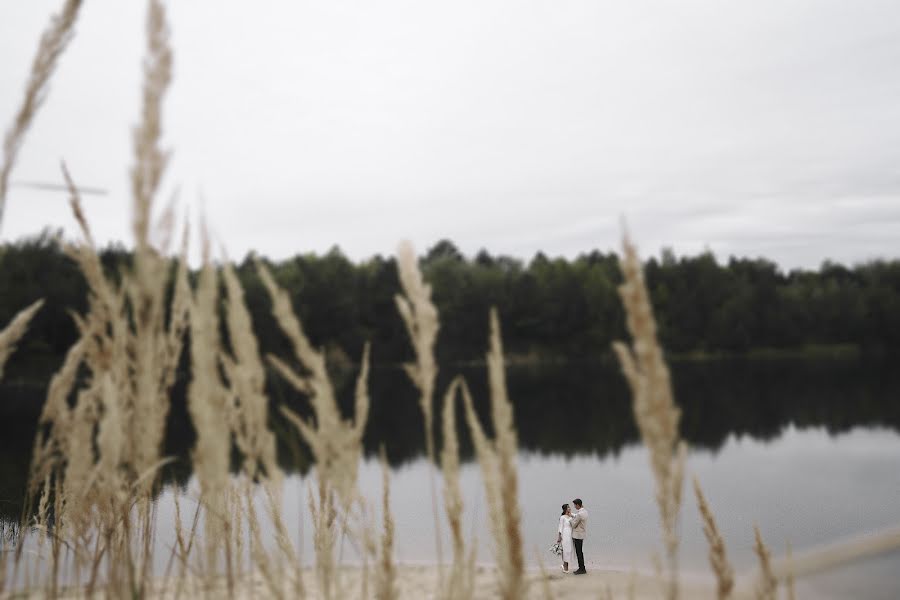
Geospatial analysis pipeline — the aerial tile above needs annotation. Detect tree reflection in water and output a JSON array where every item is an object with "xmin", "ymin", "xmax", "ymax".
[{"xmin": 1, "ymin": 357, "xmax": 898, "ymax": 523}]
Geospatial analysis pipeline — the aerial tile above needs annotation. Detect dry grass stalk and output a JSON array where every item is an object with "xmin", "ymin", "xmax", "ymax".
[
  {"xmin": 245, "ymin": 484, "xmax": 286, "ymax": 600},
  {"xmin": 38, "ymin": 0, "xmax": 182, "ymax": 530},
  {"xmin": 769, "ymin": 524, "xmax": 900, "ymax": 581},
  {"xmin": 60, "ymin": 381, "xmax": 101, "ymax": 539},
  {"xmin": 612, "ymin": 233, "xmax": 686, "ymax": 600},
  {"xmin": 19, "ymin": 340, "xmax": 82, "ymax": 587},
  {"xmin": 40, "ymin": 31, "xmax": 186, "ymax": 573},
  {"xmin": 187, "ymin": 255, "xmax": 231, "ymax": 585},
  {"xmin": 692, "ymin": 476, "xmax": 734, "ymax": 599},
  {"xmin": 752, "ymin": 525, "xmax": 777, "ymax": 600},
  {"xmin": 33, "ymin": 336, "xmax": 80, "ymax": 442},
  {"xmin": 441, "ymin": 376, "xmax": 475, "ymax": 600},
  {"xmin": 461, "ymin": 309, "xmax": 525, "ymax": 600},
  {"xmin": 262, "ymin": 484, "xmax": 305, "ymax": 598},
  {"xmin": 395, "ymin": 240, "xmax": 440, "ymax": 454},
  {"xmin": 374, "ymin": 448, "xmax": 399, "ymax": 600},
  {"xmin": 13, "ymin": 1, "xmax": 214, "ymax": 596},
  {"xmin": 23, "ymin": 22, "xmax": 178, "ymax": 577},
  {"xmin": 394, "ymin": 241, "xmax": 446, "ymax": 576},
  {"xmin": 170, "ymin": 492, "xmax": 202, "ymax": 599},
  {"xmin": 307, "ymin": 483, "xmax": 339, "ymax": 600},
  {"xmin": 0, "ymin": 0, "xmax": 83, "ymax": 231},
  {"xmin": 221, "ymin": 262, "xmax": 282, "ymax": 484},
  {"xmin": 0, "ymin": 299, "xmax": 43, "ymax": 379},
  {"xmin": 231, "ymin": 487, "xmax": 245, "ymax": 584},
  {"xmin": 21, "ymin": 169, "xmax": 136, "ymax": 590},
  {"xmin": 162, "ymin": 492, "xmax": 186, "ymax": 583},
  {"xmin": 95, "ymin": 373, "xmax": 125, "ymax": 507},
  {"xmin": 131, "ymin": 0, "xmax": 172, "ymax": 249},
  {"xmin": 126, "ymin": 0, "xmax": 182, "ymax": 491},
  {"xmin": 45, "ymin": 3, "xmax": 184, "ymax": 574},
  {"xmin": 257, "ymin": 262, "xmax": 371, "ymax": 599},
  {"xmin": 257, "ymin": 262, "xmax": 368, "ymax": 504},
  {"xmin": 95, "ymin": 368, "xmax": 143, "ymax": 596},
  {"xmin": 61, "ymin": 165, "xmax": 122, "ymax": 337},
  {"xmin": 785, "ymin": 541, "xmax": 796, "ymax": 600}
]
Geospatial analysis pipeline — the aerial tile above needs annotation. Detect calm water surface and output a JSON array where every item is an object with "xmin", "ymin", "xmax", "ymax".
[{"xmin": 3, "ymin": 357, "xmax": 899, "ymax": 598}]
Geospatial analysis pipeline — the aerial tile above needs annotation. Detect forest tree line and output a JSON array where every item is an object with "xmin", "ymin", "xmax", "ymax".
[{"xmin": 1, "ymin": 231, "xmax": 899, "ymax": 380}]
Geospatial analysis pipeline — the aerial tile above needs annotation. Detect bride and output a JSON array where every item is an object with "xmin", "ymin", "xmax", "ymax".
[{"xmin": 557, "ymin": 503, "xmax": 575, "ymax": 573}]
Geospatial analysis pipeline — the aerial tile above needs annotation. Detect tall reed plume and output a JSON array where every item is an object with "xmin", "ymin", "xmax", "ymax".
[
  {"xmin": 692, "ymin": 476, "xmax": 734, "ymax": 599},
  {"xmin": 612, "ymin": 233, "xmax": 686, "ymax": 600},
  {"xmin": 257, "ymin": 261, "xmax": 371, "ymax": 599},
  {"xmin": 221, "ymin": 261, "xmax": 282, "ymax": 484},
  {"xmin": 441, "ymin": 376, "xmax": 476, "ymax": 600},
  {"xmin": 753, "ymin": 525, "xmax": 778, "ymax": 600},
  {"xmin": 394, "ymin": 241, "xmax": 446, "ymax": 574},
  {"xmin": 395, "ymin": 241, "xmax": 440, "ymax": 456},
  {"xmin": 461, "ymin": 309, "xmax": 525, "ymax": 600},
  {"xmin": 19, "ymin": 1, "xmax": 186, "ymax": 595},
  {"xmin": 0, "ymin": 299, "xmax": 44, "ymax": 379},
  {"xmin": 0, "ymin": 0, "xmax": 78, "ymax": 475},
  {"xmin": 221, "ymin": 259, "xmax": 305, "ymax": 596},
  {"xmin": 0, "ymin": 0, "xmax": 83, "ymax": 231},
  {"xmin": 374, "ymin": 448, "xmax": 399, "ymax": 600},
  {"xmin": 125, "ymin": 0, "xmax": 185, "ymax": 492},
  {"xmin": 785, "ymin": 541, "xmax": 796, "ymax": 600},
  {"xmin": 186, "ymin": 243, "xmax": 233, "ymax": 586}
]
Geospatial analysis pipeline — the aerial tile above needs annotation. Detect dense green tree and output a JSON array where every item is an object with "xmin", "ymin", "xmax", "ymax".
[{"xmin": 1, "ymin": 234, "xmax": 899, "ymax": 384}]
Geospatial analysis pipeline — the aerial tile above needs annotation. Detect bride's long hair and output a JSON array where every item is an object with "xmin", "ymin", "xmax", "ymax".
[{"xmin": 561, "ymin": 503, "xmax": 569, "ymax": 516}]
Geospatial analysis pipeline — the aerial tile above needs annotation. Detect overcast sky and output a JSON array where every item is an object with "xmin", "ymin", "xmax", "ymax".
[{"xmin": 1, "ymin": 0, "xmax": 899, "ymax": 268}]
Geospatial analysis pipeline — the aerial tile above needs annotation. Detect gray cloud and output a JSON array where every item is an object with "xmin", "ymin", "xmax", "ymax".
[{"xmin": 1, "ymin": 0, "xmax": 898, "ymax": 268}]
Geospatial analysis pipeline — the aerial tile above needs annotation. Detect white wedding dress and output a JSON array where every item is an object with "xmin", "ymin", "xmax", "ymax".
[{"xmin": 558, "ymin": 515, "xmax": 574, "ymax": 567}]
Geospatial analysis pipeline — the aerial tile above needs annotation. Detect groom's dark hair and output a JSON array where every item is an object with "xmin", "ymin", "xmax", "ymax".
[{"xmin": 573, "ymin": 499, "xmax": 583, "ymax": 507}]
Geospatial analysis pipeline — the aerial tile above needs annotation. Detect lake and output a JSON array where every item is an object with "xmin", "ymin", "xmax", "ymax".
[{"xmin": 2, "ymin": 356, "xmax": 899, "ymax": 598}]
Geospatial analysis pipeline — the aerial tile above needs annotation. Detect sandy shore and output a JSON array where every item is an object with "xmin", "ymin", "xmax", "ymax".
[
  {"xmin": 399, "ymin": 564, "xmax": 724, "ymax": 599},
  {"xmin": 114, "ymin": 563, "xmax": 740, "ymax": 599}
]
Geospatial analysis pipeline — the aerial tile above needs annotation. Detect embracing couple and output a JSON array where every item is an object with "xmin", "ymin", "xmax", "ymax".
[{"xmin": 556, "ymin": 498, "xmax": 588, "ymax": 574}]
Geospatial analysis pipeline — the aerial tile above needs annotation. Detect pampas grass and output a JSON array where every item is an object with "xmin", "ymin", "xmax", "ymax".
[
  {"xmin": 127, "ymin": 0, "xmax": 182, "ymax": 491},
  {"xmin": 395, "ymin": 241, "xmax": 446, "ymax": 575},
  {"xmin": 5, "ymin": 0, "xmax": 900, "ymax": 597},
  {"xmin": 692, "ymin": 476, "xmax": 734, "ymax": 600},
  {"xmin": 770, "ymin": 525, "xmax": 900, "ymax": 581},
  {"xmin": 0, "ymin": 299, "xmax": 44, "ymax": 379},
  {"xmin": 613, "ymin": 233, "xmax": 687, "ymax": 600},
  {"xmin": 257, "ymin": 261, "xmax": 371, "ymax": 599},
  {"xmin": 258, "ymin": 262, "xmax": 369, "ymax": 504},
  {"xmin": 374, "ymin": 448, "xmax": 399, "ymax": 600},
  {"xmin": 131, "ymin": 0, "xmax": 172, "ymax": 247},
  {"xmin": 222, "ymin": 262, "xmax": 282, "ymax": 484},
  {"xmin": 441, "ymin": 377, "xmax": 475, "ymax": 600},
  {"xmin": 0, "ymin": 0, "xmax": 83, "ymax": 231},
  {"xmin": 753, "ymin": 525, "xmax": 778, "ymax": 600},
  {"xmin": 186, "ymin": 252, "xmax": 232, "ymax": 585},
  {"xmin": 15, "ymin": 2, "xmax": 187, "ymax": 594},
  {"xmin": 461, "ymin": 309, "xmax": 526, "ymax": 600},
  {"xmin": 395, "ymin": 240, "xmax": 440, "ymax": 455}
]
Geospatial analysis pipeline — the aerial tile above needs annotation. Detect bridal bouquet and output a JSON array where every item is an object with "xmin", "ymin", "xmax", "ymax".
[{"xmin": 549, "ymin": 541, "xmax": 563, "ymax": 556}]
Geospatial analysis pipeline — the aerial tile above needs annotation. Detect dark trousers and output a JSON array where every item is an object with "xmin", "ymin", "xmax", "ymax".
[{"xmin": 573, "ymin": 538, "xmax": 585, "ymax": 572}]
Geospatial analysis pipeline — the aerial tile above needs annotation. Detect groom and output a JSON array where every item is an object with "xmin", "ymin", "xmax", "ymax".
[{"xmin": 570, "ymin": 498, "xmax": 588, "ymax": 574}]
